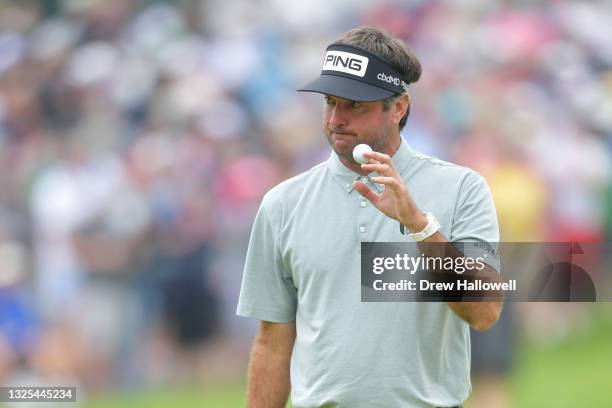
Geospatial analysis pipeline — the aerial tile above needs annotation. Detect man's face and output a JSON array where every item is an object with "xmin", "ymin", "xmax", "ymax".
[{"xmin": 323, "ymin": 95, "xmax": 396, "ymax": 163}]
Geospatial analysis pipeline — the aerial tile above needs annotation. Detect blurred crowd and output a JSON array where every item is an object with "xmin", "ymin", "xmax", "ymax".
[{"xmin": 0, "ymin": 0, "xmax": 611, "ymax": 399}]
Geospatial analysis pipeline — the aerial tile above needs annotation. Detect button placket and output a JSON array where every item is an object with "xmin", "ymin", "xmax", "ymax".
[{"xmin": 356, "ymin": 191, "xmax": 371, "ymax": 243}]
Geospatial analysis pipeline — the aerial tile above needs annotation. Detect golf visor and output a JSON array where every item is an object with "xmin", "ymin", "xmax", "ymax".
[{"xmin": 298, "ymin": 43, "xmax": 409, "ymax": 102}]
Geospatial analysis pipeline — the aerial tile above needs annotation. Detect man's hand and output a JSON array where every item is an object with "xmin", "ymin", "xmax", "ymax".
[{"xmin": 353, "ymin": 151, "xmax": 427, "ymax": 232}]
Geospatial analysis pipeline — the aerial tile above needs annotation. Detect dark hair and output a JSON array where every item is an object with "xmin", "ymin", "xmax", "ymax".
[{"xmin": 336, "ymin": 26, "xmax": 421, "ymax": 130}]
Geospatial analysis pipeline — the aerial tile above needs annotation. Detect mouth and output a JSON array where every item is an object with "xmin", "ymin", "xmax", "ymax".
[
  {"xmin": 331, "ymin": 133, "xmax": 357, "ymax": 154},
  {"xmin": 332, "ymin": 132, "xmax": 356, "ymax": 141}
]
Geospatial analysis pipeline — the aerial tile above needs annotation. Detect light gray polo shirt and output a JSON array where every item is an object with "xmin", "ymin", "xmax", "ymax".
[{"xmin": 237, "ymin": 138, "xmax": 499, "ymax": 408}]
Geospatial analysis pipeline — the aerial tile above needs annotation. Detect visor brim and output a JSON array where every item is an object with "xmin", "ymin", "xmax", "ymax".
[{"xmin": 297, "ymin": 74, "xmax": 397, "ymax": 102}]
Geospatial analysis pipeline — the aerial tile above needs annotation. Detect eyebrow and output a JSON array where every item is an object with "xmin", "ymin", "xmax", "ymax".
[{"xmin": 324, "ymin": 95, "xmax": 362, "ymax": 104}]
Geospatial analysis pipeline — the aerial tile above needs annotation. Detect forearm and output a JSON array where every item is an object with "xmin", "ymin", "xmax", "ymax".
[
  {"xmin": 418, "ymin": 232, "xmax": 502, "ymax": 330},
  {"xmin": 447, "ymin": 300, "xmax": 502, "ymax": 332},
  {"xmin": 402, "ymin": 212, "xmax": 502, "ymax": 331},
  {"xmin": 247, "ymin": 331, "xmax": 293, "ymax": 408}
]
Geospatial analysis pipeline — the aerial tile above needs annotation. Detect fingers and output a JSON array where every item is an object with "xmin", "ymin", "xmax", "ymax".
[
  {"xmin": 371, "ymin": 176, "xmax": 403, "ymax": 193},
  {"xmin": 364, "ymin": 151, "xmax": 395, "ymax": 169},
  {"xmin": 353, "ymin": 181, "xmax": 380, "ymax": 203},
  {"xmin": 360, "ymin": 162, "xmax": 393, "ymax": 176}
]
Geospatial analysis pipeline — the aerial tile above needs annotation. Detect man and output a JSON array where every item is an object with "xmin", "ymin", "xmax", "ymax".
[{"xmin": 237, "ymin": 26, "xmax": 502, "ymax": 408}]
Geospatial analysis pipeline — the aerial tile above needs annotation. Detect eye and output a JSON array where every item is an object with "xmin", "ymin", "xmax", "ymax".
[
  {"xmin": 324, "ymin": 96, "xmax": 335, "ymax": 106},
  {"xmin": 351, "ymin": 101, "xmax": 362, "ymax": 109}
]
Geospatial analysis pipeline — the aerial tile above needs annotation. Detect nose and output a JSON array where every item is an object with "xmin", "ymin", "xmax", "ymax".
[{"xmin": 329, "ymin": 105, "xmax": 347, "ymax": 129}]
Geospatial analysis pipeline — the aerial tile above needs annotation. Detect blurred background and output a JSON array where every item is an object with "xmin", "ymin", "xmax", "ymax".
[{"xmin": 0, "ymin": 0, "xmax": 611, "ymax": 407}]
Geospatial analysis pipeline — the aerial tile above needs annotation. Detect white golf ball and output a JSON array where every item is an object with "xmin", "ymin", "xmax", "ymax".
[{"xmin": 353, "ymin": 143, "xmax": 373, "ymax": 164}]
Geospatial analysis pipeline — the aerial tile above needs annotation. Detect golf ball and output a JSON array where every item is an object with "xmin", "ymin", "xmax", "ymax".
[{"xmin": 353, "ymin": 143, "xmax": 373, "ymax": 164}]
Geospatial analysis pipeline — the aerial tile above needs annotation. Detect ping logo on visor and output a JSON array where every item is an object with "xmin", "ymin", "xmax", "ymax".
[
  {"xmin": 298, "ymin": 43, "xmax": 411, "ymax": 101},
  {"xmin": 322, "ymin": 50, "xmax": 369, "ymax": 77}
]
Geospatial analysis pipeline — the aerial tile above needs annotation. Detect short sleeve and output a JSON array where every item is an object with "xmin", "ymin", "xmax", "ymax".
[
  {"xmin": 236, "ymin": 193, "xmax": 297, "ymax": 322},
  {"xmin": 450, "ymin": 171, "xmax": 501, "ymax": 273}
]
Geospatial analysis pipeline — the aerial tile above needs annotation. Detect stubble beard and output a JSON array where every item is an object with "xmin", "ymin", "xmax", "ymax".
[{"xmin": 326, "ymin": 126, "xmax": 393, "ymax": 165}]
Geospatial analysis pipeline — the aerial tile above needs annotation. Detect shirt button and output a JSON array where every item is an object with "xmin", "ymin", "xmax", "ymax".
[
  {"xmin": 346, "ymin": 183, "xmax": 351, "ymax": 189},
  {"xmin": 361, "ymin": 178, "xmax": 368, "ymax": 184},
  {"xmin": 359, "ymin": 226, "xmax": 366, "ymax": 233},
  {"xmin": 360, "ymin": 201, "xmax": 367, "ymax": 207}
]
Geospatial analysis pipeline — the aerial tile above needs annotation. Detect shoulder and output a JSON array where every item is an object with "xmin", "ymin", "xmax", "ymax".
[
  {"xmin": 407, "ymin": 151, "xmax": 485, "ymax": 187},
  {"xmin": 260, "ymin": 160, "xmax": 327, "ymax": 211}
]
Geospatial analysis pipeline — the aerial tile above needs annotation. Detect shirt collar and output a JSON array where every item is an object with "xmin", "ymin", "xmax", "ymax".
[{"xmin": 326, "ymin": 137, "xmax": 416, "ymax": 194}]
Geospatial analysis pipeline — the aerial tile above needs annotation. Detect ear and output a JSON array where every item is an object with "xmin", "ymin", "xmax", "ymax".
[{"xmin": 392, "ymin": 94, "xmax": 410, "ymax": 124}]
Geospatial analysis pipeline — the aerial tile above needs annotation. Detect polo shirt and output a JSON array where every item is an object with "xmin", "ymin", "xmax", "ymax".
[{"xmin": 237, "ymin": 137, "xmax": 500, "ymax": 408}]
